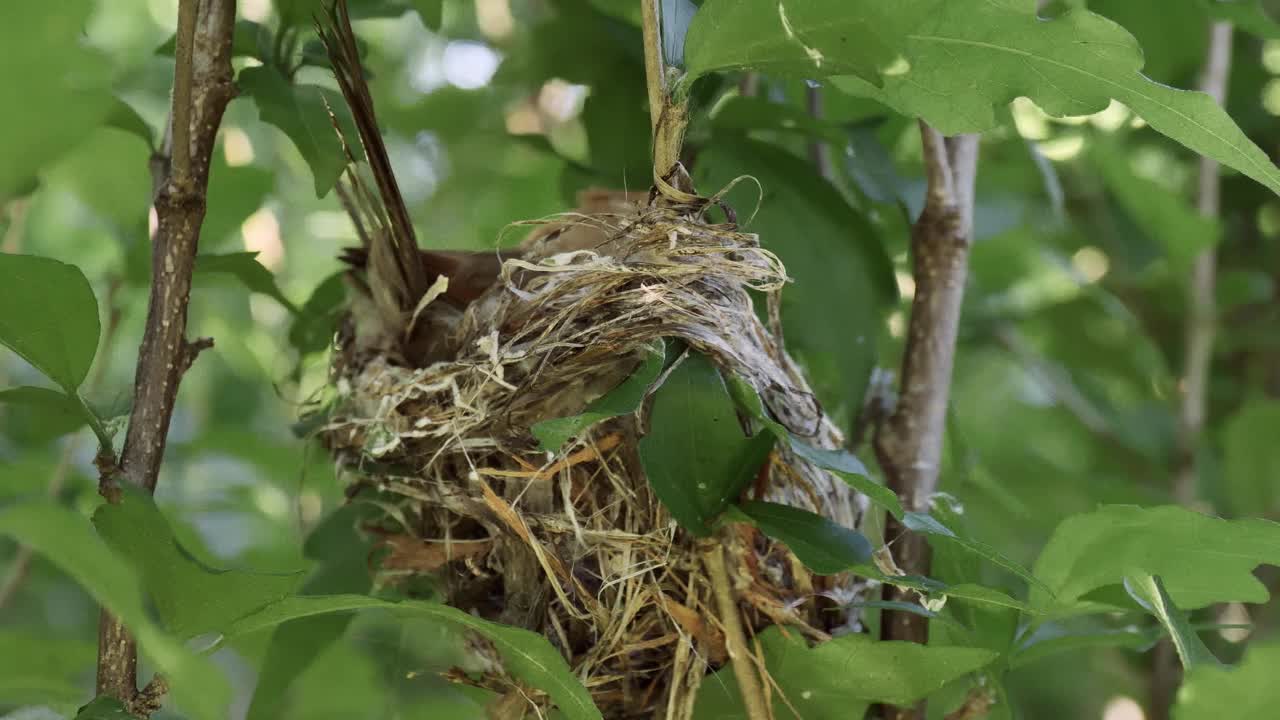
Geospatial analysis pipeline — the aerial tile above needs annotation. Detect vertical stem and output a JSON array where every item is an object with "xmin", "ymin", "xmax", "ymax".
[
  {"xmin": 873, "ymin": 123, "xmax": 980, "ymax": 720},
  {"xmin": 702, "ymin": 540, "xmax": 770, "ymax": 720},
  {"xmin": 1153, "ymin": 21, "xmax": 1233, "ymax": 720},
  {"xmin": 95, "ymin": 0, "xmax": 237, "ymax": 711},
  {"xmin": 640, "ymin": 0, "xmax": 688, "ymax": 181},
  {"xmin": 1174, "ymin": 20, "xmax": 1233, "ymax": 506}
]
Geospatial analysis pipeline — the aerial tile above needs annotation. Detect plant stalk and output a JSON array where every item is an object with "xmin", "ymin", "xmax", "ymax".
[
  {"xmin": 640, "ymin": 0, "xmax": 689, "ymax": 182},
  {"xmin": 873, "ymin": 122, "xmax": 980, "ymax": 720},
  {"xmin": 94, "ymin": 0, "xmax": 237, "ymax": 711},
  {"xmin": 702, "ymin": 539, "xmax": 770, "ymax": 720},
  {"xmin": 1153, "ymin": 20, "xmax": 1234, "ymax": 720}
]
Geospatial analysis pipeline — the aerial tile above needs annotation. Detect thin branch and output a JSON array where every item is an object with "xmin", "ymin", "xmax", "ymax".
[
  {"xmin": 640, "ymin": 0, "xmax": 688, "ymax": 181},
  {"xmin": 1154, "ymin": 21, "xmax": 1234, "ymax": 720},
  {"xmin": 169, "ymin": 0, "xmax": 200, "ymax": 186},
  {"xmin": 1174, "ymin": 20, "xmax": 1234, "ymax": 506},
  {"xmin": 873, "ymin": 122, "xmax": 980, "ymax": 720},
  {"xmin": 702, "ymin": 540, "xmax": 770, "ymax": 720},
  {"xmin": 95, "ymin": 0, "xmax": 237, "ymax": 710}
]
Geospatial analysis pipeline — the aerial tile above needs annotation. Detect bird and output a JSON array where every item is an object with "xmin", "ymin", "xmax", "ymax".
[{"xmin": 319, "ymin": 0, "xmax": 642, "ymax": 364}]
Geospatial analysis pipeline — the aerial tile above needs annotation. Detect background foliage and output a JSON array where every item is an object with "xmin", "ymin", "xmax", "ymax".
[{"xmin": 3, "ymin": 0, "xmax": 1280, "ymax": 718}]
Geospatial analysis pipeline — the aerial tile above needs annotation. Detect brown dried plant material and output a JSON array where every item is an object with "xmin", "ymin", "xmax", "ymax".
[{"xmin": 320, "ymin": 183, "xmax": 873, "ymax": 718}]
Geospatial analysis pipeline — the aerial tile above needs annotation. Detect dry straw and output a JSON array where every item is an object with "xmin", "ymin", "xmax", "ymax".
[{"xmin": 320, "ymin": 183, "xmax": 870, "ymax": 718}]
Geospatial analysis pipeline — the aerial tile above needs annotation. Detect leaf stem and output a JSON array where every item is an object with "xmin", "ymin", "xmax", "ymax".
[{"xmin": 701, "ymin": 538, "xmax": 770, "ymax": 720}]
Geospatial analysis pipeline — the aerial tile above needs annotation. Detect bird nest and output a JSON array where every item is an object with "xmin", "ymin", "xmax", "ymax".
[{"xmin": 317, "ymin": 186, "xmax": 870, "ymax": 719}]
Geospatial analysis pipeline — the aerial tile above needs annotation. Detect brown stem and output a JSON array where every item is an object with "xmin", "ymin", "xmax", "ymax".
[
  {"xmin": 94, "ymin": 0, "xmax": 237, "ymax": 710},
  {"xmin": 702, "ymin": 540, "xmax": 770, "ymax": 720},
  {"xmin": 1153, "ymin": 20, "xmax": 1234, "ymax": 720},
  {"xmin": 873, "ymin": 123, "xmax": 980, "ymax": 720}
]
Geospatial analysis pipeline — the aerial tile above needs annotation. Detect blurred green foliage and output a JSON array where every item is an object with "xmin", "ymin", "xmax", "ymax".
[{"xmin": 3, "ymin": 1, "xmax": 1280, "ymax": 719}]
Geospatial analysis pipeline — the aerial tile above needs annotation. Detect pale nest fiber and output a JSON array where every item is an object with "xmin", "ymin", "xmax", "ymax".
[{"xmin": 320, "ymin": 189, "xmax": 871, "ymax": 719}]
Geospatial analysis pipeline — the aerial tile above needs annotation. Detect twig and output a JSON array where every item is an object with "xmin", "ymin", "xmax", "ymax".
[
  {"xmin": 95, "ymin": 0, "xmax": 237, "ymax": 710},
  {"xmin": 640, "ymin": 0, "xmax": 689, "ymax": 180},
  {"xmin": 1153, "ymin": 21, "xmax": 1234, "ymax": 720},
  {"xmin": 701, "ymin": 539, "xmax": 770, "ymax": 720},
  {"xmin": 1174, "ymin": 20, "xmax": 1233, "ymax": 506},
  {"xmin": 873, "ymin": 122, "xmax": 980, "ymax": 720}
]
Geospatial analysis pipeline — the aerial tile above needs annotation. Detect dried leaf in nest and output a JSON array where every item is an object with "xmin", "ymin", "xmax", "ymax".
[{"xmin": 320, "ymin": 184, "xmax": 870, "ymax": 719}]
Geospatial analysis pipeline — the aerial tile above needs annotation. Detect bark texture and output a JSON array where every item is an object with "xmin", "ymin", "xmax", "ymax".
[
  {"xmin": 874, "ymin": 123, "xmax": 980, "ymax": 720},
  {"xmin": 95, "ymin": 0, "xmax": 237, "ymax": 709}
]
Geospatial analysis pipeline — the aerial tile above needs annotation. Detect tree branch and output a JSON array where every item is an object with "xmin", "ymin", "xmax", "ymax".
[
  {"xmin": 1153, "ymin": 21, "xmax": 1234, "ymax": 720},
  {"xmin": 1174, "ymin": 20, "xmax": 1233, "ymax": 506},
  {"xmin": 640, "ymin": 0, "xmax": 688, "ymax": 181},
  {"xmin": 873, "ymin": 122, "xmax": 980, "ymax": 720},
  {"xmin": 702, "ymin": 539, "xmax": 770, "ymax": 720},
  {"xmin": 95, "ymin": 0, "xmax": 237, "ymax": 710}
]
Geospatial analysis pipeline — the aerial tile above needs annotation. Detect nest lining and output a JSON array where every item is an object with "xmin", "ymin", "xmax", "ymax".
[{"xmin": 320, "ymin": 191, "xmax": 871, "ymax": 718}]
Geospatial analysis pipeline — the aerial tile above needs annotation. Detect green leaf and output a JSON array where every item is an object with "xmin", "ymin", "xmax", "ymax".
[
  {"xmin": 728, "ymin": 372, "xmax": 1031, "ymax": 593},
  {"xmin": 788, "ymin": 438, "xmax": 903, "ymax": 517},
  {"xmin": 195, "ymin": 251, "xmax": 299, "ymax": 314},
  {"xmin": 238, "ymin": 65, "xmax": 357, "ymax": 198},
  {"xmin": 104, "ymin": 98, "xmax": 154, "ymax": 148},
  {"xmin": 695, "ymin": 135, "xmax": 896, "ymax": 419},
  {"xmin": 1221, "ymin": 400, "xmax": 1280, "ymax": 517},
  {"xmin": 685, "ymin": 0, "xmax": 1280, "ymax": 196},
  {"xmin": 202, "ymin": 158, "xmax": 274, "ymax": 249},
  {"xmin": 1202, "ymin": 0, "xmax": 1280, "ymax": 38},
  {"xmin": 227, "ymin": 594, "xmax": 602, "ymax": 720},
  {"xmin": 75, "ymin": 697, "xmax": 137, "ymax": 719},
  {"xmin": 693, "ymin": 626, "xmax": 997, "ymax": 719},
  {"xmin": 0, "ymin": 253, "xmax": 100, "ymax": 392},
  {"xmin": 902, "ymin": 511, "xmax": 1050, "ymax": 595},
  {"xmin": 288, "ymin": 273, "xmax": 348, "ymax": 356},
  {"xmin": 1031, "ymin": 505, "xmax": 1280, "ymax": 611},
  {"xmin": 0, "ymin": 501, "xmax": 229, "ymax": 720},
  {"xmin": 639, "ymin": 351, "xmax": 776, "ymax": 536},
  {"xmin": 279, "ymin": 0, "xmax": 439, "ymax": 28},
  {"xmin": 710, "ymin": 96, "xmax": 848, "ymax": 146},
  {"xmin": 1089, "ymin": 141, "xmax": 1220, "ymax": 271},
  {"xmin": 247, "ymin": 503, "xmax": 380, "ymax": 720},
  {"xmin": 0, "ymin": 630, "xmax": 96, "ymax": 707},
  {"xmin": 92, "ymin": 487, "xmax": 306, "ymax": 639},
  {"xmin": 684, "ymin": 0, "xmax": 900, "ymax": 84},
  {"xmin": 732, "ymin": 501, "xmax": 873, "ymax": 575},
  {"xmin": 0, "ymin": 386, "xmax": 91, "ymax": 442},
  {"xmin": 0, "ymin": 1, "xmax": 114, "ymax": 198},
  {"xmin": 409, "ymin": 0, "xmax": 443, "ymax": 30},
  {"xmin": 532, "ymin": 342, "xmax": 666, "ymax": 451},
  {"xmin": 43, "ymin": 127, "xmax": 153, "ymax": 232},
  {"xmin": 1009, "ymin": 619, "xmax": 1162, "ymax": 669},
  {"xmin": 1125, "ymin": 574, "xmax": 1220, "ymax": 669},
  {"xmin": 1174, "ymin": 643, "xmax": 1280, "ymax": 719}
]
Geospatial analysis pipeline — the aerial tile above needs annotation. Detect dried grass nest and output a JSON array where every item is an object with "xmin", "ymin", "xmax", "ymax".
[{"xmin": 318, "ymin": 184, "xmax": 872, "ymax": 718}]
